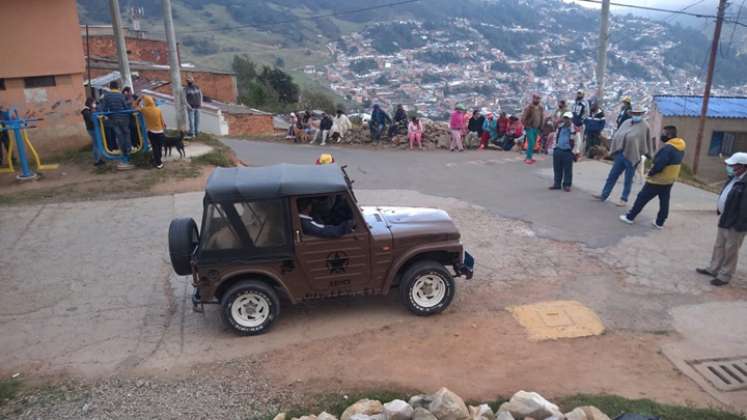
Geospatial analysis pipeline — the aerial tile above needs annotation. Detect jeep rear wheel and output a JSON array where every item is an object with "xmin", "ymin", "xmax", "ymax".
[
  {"xmin": 220, "ymin": 281, "xmax": 279, "ymax": 336},
  {"xmin": 400, "ymin": 261, "xmax": 455, "ymax": 316},
  {"xmin": 168, "ymin": 218, "xmax": 199, "ymax": 276}
]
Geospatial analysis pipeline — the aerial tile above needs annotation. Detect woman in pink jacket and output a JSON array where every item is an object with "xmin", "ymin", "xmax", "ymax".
[
  {"xmin": 408, "ymin": 116, "xmax": 424, "ymax": 150},
  {"xmin": 449, "ymin": 103, "xmax": 466, "ymax": 152}
]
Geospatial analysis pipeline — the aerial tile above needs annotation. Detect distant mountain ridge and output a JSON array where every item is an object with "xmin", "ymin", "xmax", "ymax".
[{"xmin": 77, "ymin": 0, "xmax": 747, "ymax": 87}]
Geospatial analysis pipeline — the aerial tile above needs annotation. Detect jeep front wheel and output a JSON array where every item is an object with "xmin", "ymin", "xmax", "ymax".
[
  {"xmin": 220, "ymin": 281, "xmax": 279, "ymax": 336},
  {"xmin": 400, "ymin": 261, "xmax": 455, "ymax": 316}
]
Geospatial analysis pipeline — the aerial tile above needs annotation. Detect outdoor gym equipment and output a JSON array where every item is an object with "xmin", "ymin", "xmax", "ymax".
[
  {"xmin": 91, "ymin": 110, "xmax": 150, "ymax": 163},
  {"xmin": 0, "ymin": 108, "xmax": 59, "ymax": 180}
]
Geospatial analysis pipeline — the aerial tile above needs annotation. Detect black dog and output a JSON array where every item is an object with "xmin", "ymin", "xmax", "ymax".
[{"xmin": 163, "ymin": 130, "xmax": 186, "ymax": 159}]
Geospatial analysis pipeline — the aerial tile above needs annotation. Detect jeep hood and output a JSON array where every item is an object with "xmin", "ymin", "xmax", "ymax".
[{"xmin": 361, "ymin": 206, "xmax": 460, "ymax": 240}]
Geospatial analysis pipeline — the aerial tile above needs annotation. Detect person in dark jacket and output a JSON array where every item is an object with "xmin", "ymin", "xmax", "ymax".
[
  {"xmin": 81, "ymin": 97, "xmax": 104, "ymax": 166},
  {"xmin": 369, "ymin": 104, "xmax": 391, "ymax": 144},
  {"xmin": 184, "ymin": 76, "xmax": 203, "ymax": 137},
  {"xmin": 619, "ymin": 126, "xmax": 686, "ymax": 228},
  {"xmin": 298, "ymin": 197, "xmax": 352, "ymax": 238},
  {"xmin": 549, "ymin": 112, "xmax": 575, "ymax": 191},
  {"xmin": 122, "ymin": 86, "xmax": 141, "ymax": 149},
  {"xmin": 314, "ymin": 113, "xmax": 334, "ymax": 146},
  {"xmin": 697, "ymin": 152, "xmax": 747, "ymax": 286},
  {"xmin": 99, "ymin": 80, "xmax": 132, "ymax": 166},
  {"xmin": 571, "ymin": 90, "xmax": 589, "ymax": 153},
  {"xmin": 465, "ymin": 110, "xmax": 485, "ymax": 149},
  {"xmin": 388, "ymin": 104, "xmax": 408, "ymax": 138},
  {"xmin": 616, "ymin": 96, "xmax": 632, "ymax": 129},
  {"xmin": 583, "ymin": 102, "xmax": 605, "ymax": 158}
]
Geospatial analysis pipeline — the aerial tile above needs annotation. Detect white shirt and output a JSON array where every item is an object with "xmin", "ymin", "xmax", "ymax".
[{"xmin": 718, "ymin": 173, "xmax": 745, "ymax": 214}]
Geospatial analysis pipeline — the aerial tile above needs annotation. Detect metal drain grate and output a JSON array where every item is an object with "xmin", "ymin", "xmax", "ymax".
[{"xmin": 688, "ymin": 357, "xmax": 747, "ymax": 392}]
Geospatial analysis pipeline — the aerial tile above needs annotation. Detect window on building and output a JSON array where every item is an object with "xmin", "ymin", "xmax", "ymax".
[
  {"xmin": 23, "ymin": 76, "xmax": 56, "ymax": 88},
  {"xmin": 709, "ymin": 131, "xmax": 747, "ymax": 156},
  {"xmin": 0, "ymin": 79, "xmax": 5, "ymax": 90}
]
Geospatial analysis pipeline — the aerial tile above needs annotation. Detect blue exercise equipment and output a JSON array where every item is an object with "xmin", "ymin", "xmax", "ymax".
[
  {"xmin": 91, "ymin": 110, "xmax": 150, "ymax": 163},
  {"xmin": 0, "ymin": 108, "xmax": 58, "ymax": 180}
]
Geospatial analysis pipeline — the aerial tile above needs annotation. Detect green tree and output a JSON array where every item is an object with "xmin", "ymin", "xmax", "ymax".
[
  {"xmin": 258, "ymin": 66, "xmax": 300, "ymax": 104},
  {"xmin": 299, "ymin": 90, "xmax": 336, "ymax": 113}
]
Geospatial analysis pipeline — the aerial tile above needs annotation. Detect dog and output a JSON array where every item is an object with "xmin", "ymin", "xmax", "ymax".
[
  {"xmin": 293, "ymin": 125, "xmax": 310, "ymax": 143},
  {"xmin": 163, "ymin": 130, "xmax": 186, "ymax": 159}
]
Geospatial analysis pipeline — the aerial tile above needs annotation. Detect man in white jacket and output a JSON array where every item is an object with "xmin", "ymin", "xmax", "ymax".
[{"xmin": 332, "ymin": 110, "xmax": 352, "ymax": 143}]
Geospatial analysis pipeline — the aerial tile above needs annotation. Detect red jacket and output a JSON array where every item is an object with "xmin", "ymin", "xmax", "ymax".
[{"xmin": 497, "ymin": 117, "xmax": 510, "ymax": 134}]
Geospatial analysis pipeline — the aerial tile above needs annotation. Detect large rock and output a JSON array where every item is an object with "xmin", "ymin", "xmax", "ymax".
[
  {"xmin": 495, "ymin": 411, "xmax": 514, "ymax": 420},
  {"xmin": 274, "ymin": 413, "xmax": 287, "ymax": 420},
  {"xmin": 564, "ymin": 406, "xmax": 611, "ymax": 420},
  {"xmin": 412, "ymin": 408, "xmax": 438, "ymax": 420},
  {"xmin": 341, "ymin": 400, "xmax": 384, "ymax": 420},
  {"xmin": 384, "ymin": 400, "xmax": 414, "ymax": 420},
  {"xmin": 468, "ymin": 404, "xmax": 494, "ymax": 420},
  {"xmin": 427, "ymin": 388, "xmax": 469, "ymax": 420},
  {"xmin": 350, "ymin": 415, "xmax": 384, "ymax": 420},
  {"xmin": 498, "ymin": 391, "xmax": 561, "ymax": 420}
]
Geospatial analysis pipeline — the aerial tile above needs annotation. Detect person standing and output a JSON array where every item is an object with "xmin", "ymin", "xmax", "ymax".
[
  {"xmin": 619, "ymin": 126, "xmax": 685, "ymax": 228},
  {"xmin": 549, "ymin": 112, "xmax": 575, "ymax": 192},
  {"xmin": 521, "ymin": 94, "xmax": 544, "ymax": 164},
  {"xmin": 480, "ymin": 112, "xmax": 498, "ymax": 150},
  {"xmin": 553, "ymin": 99, "xmax": 569, "ymax": 126},
  {"xmin": 139, "ymin": 95, "xmax": 167, "ymax": 169},
  {"xmin": 184, "ymin": 76, "xmax": 203, "ymax": 137},
  {"xmin": 82, "ymin": 98, "xmax": 105, "ymax": 166},
  {"xmin": 696, "ymin": 153, "xmax": 747, "ymax": 286},
  {"xmin": 332, "ymin": 109, "xmax": 352, "ymax": 143},
  {"xmin": 100, "ymin": 80, "xmax": 133, "ymax": 169},
  {"xmin": 616, "ymin": 96, "xmax": 632, "ymax": 129},
  {"xmin": 466, "ymin": 109, "xmax": 485, "ymax": 149},
  {"xmin": 583, "ymin": 102, "xmax": 605, "ymax": 158},
  {"xmin": 407, "ymin": 116, "xmax": 424, "ymax": 150},
  {"xmin": 449, "ymin": 104, "xmax": 467, "ymax": 152},
  {"xmin": 593, "ymin": 107, "xmax": 650, "ymax": 207},
  {"xmin": 369, "ymin": 104, "xmax": 391, "ymax": 144},
  {"xmin": 571, "ymin": 90, "xmax": 589, "ymax": 154}
]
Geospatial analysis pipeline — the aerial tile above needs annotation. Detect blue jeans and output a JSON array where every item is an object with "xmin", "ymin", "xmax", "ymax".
[
  {"xmin": 187, "ymin": 108, "xmax": 200, "ymax": 136},
  {"xmin": 601, "ymin": 152, "xmax": 635, "ymax": 202},
  {"xmin": 370, "ymin": 123, "xmax": 385, "ymax": 143},
  {"xmin": 87, "ymin": 129, "xmax": 103, "ymax": 163},
  {"xmin": 111, "ymin": 117, "xmax": 131, "ymax": 158}
]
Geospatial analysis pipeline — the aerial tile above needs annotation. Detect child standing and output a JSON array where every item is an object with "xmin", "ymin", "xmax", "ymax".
[
  {"xmin": 408, "ymin": 116, "xmax": 424, "ymax": 150},
  {"xmin": 449, "ymin": 104, "xmax": 466, "ymax": 152}
]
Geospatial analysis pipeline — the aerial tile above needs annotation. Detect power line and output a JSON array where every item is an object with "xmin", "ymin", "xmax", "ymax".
[
  {"xmin": 663, "ymin": 0, "xmax": 707, "ymax": 21},
  {"xmin": 163, "ymin": 0, "xmax": 422, "ymax": 35},
  {"xmin": 574, "ymin": 0, "xmax": 747, "ymax": 27}
]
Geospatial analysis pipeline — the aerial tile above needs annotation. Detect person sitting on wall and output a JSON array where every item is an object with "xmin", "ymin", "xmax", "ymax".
[{"xmin": 298, "ymin": 197, "xmax": 353, "ymax": 238}]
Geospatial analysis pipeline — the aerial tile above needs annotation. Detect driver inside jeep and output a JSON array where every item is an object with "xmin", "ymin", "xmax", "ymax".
[{"xmin": 298, "ymin": 197, "xmax": 353, "ymax": 238}]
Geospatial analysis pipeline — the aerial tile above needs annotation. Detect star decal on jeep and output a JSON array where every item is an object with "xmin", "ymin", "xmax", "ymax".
[{"xmin": 326, "ymin": 251, "xmax": 349, "ymax": 274}]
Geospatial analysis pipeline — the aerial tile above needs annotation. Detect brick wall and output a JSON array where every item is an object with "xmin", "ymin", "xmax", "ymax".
[
  {"xmin": 82, "ymin": 35, "xmax": 168, "ymax": 65},
  {"xmin": 225, "ymin": 113, "xmax": 274, "ymax": 136}
]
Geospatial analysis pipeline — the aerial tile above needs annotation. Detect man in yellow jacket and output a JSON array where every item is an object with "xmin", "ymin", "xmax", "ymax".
[
  {"xmin": 619, "ymin": 125, "xmax": 686, "ymax": 229},
  {"xmin": 139, "ymin": 95, "xmax": 166, "ymax": 168}
]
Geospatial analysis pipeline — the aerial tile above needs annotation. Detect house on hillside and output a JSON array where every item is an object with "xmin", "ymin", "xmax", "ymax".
[
  {"xmin": 0, "ymin": 0, "xmax": 87, "ymax": 155},
  {"xmin": 650, "ymin": 96, "xmax": 747, "ymax": 183}
]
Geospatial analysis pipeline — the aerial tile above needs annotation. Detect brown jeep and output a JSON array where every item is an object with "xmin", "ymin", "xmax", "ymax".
[{"xmin": 168, "ymin": 164, "xmax": 474, "ymax": 335}]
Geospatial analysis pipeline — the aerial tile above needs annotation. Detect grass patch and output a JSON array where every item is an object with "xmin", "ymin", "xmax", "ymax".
[
  {"xmin": 0, "ymin": 378, "xmax": 21, "ymax": 406},
  {"xmin": 558, "ymin": 394, "xmax": 746, "ymax": 420}
]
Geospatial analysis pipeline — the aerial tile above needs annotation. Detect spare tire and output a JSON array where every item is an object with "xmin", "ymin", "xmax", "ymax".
[{"xmin": 169, "ymin": 217, "xmax": 199, "ymax": 275}]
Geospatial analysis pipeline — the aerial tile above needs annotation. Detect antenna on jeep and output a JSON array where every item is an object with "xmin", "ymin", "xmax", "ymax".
[{"xmin": 340, "ymin": 164, "xmax": 357, "ymax": 202}]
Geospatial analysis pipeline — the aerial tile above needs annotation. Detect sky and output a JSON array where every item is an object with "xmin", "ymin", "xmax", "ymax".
[{"xmin": 564, "ymin": 0, "xmax": 723, "ymax": 27}]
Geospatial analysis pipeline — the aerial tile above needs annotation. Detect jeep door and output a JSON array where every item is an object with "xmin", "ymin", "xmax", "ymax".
[{"xmin": 291, "ymin": 193, "xmax": 372, "ymax": 296}]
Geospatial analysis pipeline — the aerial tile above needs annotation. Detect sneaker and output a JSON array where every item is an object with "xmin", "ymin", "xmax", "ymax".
[
  {"xmin": 320, "ymin": 142, "xmax": 326, "ymax": 146},
  {"xmin": 711, "ymin": 278, "xmax": 730, "ymax": 287},
  {"xmin": 563, "ymin": 186, "xmax": 572, "ymax": 192},
  {"xmin": 524, "ymin": 159, "xmax": 536, "ymax": 164},
  {"xmin": 156, "ymin": 163, "xmax": 164, "ymax": 169},
  {"xmin": 696, "ymin": 268, "xmax": 715, "ymax": 277},
  {"xmin": 652, "ymin": 221, "xmax": 664, "ymax": 230},
  {"xmin": 116, "ymin": 162, "xmax": 134, "ymax": 171},
  {"xmin": 616, "ymin": 200, "xmax": 628, "ymax": 207},
  {"xmin": 619, "ymin": 214, "xmax": 634, "ymax": 225},
  {"xmin": 592, "ymin": 194, "xmax": 607, "ymax": 201},
  {"xmin": 548, "ymin": 185, "xmax": 561, "ymax": 190}
]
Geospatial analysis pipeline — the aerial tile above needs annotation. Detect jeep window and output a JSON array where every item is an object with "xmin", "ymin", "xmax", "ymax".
[
  {"xmin": 297, "ymin": 194, "xmax": 356, "ymax": 239},
  {"xmin": 234, "ymin": 199, "xmax": 288, "ymax": 248},
  {"xmin": 202, "ymin": 204, "xmax": 241, "ymax": 250}
]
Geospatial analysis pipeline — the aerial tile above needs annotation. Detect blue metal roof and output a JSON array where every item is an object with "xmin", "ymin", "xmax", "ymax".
[{"xmin": 653, "ymin": 96, "xmax": 747, "ymax": 119}]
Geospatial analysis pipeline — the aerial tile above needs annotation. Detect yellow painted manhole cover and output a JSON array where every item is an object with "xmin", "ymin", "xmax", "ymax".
[{"xmin": 507, "ymin": 300, "xmax": 605, "ymax": 341}]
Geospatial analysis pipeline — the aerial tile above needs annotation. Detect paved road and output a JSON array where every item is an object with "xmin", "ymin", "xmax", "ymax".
[{"xmin": 224, "ymin": 139, "xmax": 715, "ymax": 248}]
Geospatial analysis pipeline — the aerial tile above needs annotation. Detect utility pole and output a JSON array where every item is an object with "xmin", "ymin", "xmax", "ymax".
[
  {"xmin": 693, "ymin": 0, "xmax": 728, "ymax": 176},
  {"xmin": 162, "ymin": 0, "xmax": 187, "ymax": 131},
  {"xmin": 595, "ymin": 0, "xmax": 610, "ymax": 104},
  {"xmin": 109, "ymin": 0, "xmax": 132, "ymax": 89}
]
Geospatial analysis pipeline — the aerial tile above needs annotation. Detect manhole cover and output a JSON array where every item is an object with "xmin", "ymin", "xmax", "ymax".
[
  {"xmin": 507, "ymin": 300, "xmax": 605, "ymax": 341},
  {"xmin": 688, "ymin": 357, "xmax": 747, "ymax": 392}
]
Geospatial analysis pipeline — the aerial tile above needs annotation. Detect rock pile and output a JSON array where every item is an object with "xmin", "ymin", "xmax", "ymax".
[
  {"xmin": 338, "ymin": 120, "xmax": 452, "ymax": 150},
  {"xmin": 273, "ymin": 388, "xmax": 612, "ymax": 420}
]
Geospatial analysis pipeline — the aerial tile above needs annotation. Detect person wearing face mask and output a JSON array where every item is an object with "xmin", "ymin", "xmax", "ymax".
[
  {"xmin": 619, "ymin": 126, "xmax": 685, "ymax": 228},
  {"xmin": 593, "ymin": 107, "xmax": 651, "ymax": 206},
  {"xmin": 521, "ymin": 94, "xmax": 544, "ymax": 164},
  {"xmin": 696, "ymin": 152, "xmax": 747, "ymax": 287}
]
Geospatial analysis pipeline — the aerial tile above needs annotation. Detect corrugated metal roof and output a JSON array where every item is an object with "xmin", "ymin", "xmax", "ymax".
[{"xmin": 653, "ymin": 95, "xmax": 747, "ymax": 119}]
